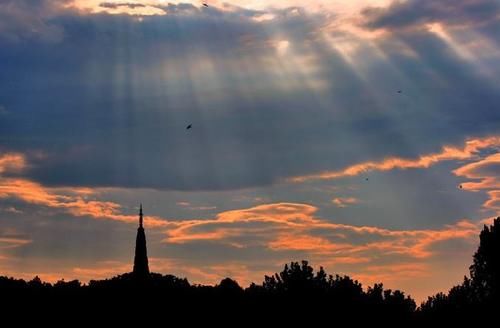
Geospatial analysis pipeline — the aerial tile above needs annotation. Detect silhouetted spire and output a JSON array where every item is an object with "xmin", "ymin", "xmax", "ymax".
[
  {"xmin": 139, "ymin": 203, "xmax": 143, "ymax": 228},
  {"xmin": 133, "ymin": 203, "xmax": 149, "ymax": 277}
]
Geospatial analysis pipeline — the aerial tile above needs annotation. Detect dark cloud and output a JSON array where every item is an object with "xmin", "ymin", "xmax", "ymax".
[
  {"xmin": 0, "ymin": 0, "xmax": 74, "ymax": 42},
  {"xmin": 0, "ymin": 3, "xmax": 499, "ymax": 191},
  {"xmin": 362, "ymin": 0, "xmax": 500, "ymax": 30}
]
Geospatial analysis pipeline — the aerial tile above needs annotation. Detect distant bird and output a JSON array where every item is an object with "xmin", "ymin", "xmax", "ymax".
[
  {"xmin": 203, "ymin": 3, "xmax": 209, "ymax": 7},
  {"xmin": 397, "ymin": 90, "xmax": 402, "ymax": 94},
  {"xmin": 186, "ymin": 124, "xmax": 192, "ymax": 130},
  {"xmin": 459, "ymin": 184, "xmax": 463, "ymax": 189},
  {"xmin": 365, "ymin": 178, "xmax": 369, "ymax": 181}
]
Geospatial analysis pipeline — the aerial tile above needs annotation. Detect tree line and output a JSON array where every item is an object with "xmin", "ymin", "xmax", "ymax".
[{"xmin": 0, "ymin": 217, "xmax": 498, "ymax": 323}]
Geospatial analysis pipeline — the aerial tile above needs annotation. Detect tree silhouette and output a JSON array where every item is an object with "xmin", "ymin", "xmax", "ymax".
[
  {"xmin": 217, "ymin": 277, "xmax": 242, "ymax": 292},
  {"xmin": 470, "ymin": 218, "xmax": 500, "ymax": 302},
  {"xmin": 262, "ymin": 260, "xmax": 327, "ymax": 293}
]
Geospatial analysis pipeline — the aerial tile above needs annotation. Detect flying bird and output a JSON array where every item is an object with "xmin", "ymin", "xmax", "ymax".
[
  {"xmin": 203, "ymin": 3, "xmax": 209, "ymax": 7},
  {"xmin": 459, "ymin": 184, "xmax": 463, "ymax": 189},
  {"xmin": 186, "ymin": 124, "xmax": 192, "ymax": 130},
  {"xmin": 397, "ymin": 90, "xmax": 402, "ymax": 94}
]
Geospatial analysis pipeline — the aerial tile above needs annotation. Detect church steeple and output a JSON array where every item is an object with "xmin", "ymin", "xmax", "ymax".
[
  {"xmin": 133, "ymin": 203, "xmax": 149, "ymax": 277},
  {"xmin": 139, "ymin": 203, "xmax": 143, "ymax": 228}
]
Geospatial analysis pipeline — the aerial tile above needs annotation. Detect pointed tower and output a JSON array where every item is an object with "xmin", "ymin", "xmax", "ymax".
[{"xmin": 133, "ymin": 204, "xmax": 150, "ymax": 277}]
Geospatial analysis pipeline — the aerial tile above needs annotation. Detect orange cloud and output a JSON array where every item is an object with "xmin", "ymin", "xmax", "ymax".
[
  {"xmin": 0, "ymin": 178, "xmax": 168, "ymax": 227},
  {"xmin": 453, "ymin": 152, "xmax": 500, "ymax": 212},
  {"xmin": 454, "ymin": 152, "xmax": 500, "ymax": 176},
  {"xmin": 163, "ymin": 202, "xmax": 483, "ymax": 262},
  {"xmin": 0, "ymin": 153, "xmax": 26, "ymax": 174},
  {"xmin": 268, "ymin": 234, "xmax": 352, "ymax": 254},
  {"xmin": 484, "ymin": 191, "xmax": 500, "ymax": 211},
  {"xmin": 290, "ymin": 136, "xmax": 500, "ymax": 182},
  {"xmin": 164, "ymin": 203, "xmax": 318, "ymax": 244},
  {"xmin": 0, "ymin": 153, "xmax": 168, "ymax": 227},
  {"xmin": 158, "ymin": 203, "xmax": 485, "ymax": 303}
]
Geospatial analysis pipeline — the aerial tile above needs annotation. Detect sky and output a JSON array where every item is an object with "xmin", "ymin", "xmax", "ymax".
[{"xmin": 0, "ymin": 0, "xmax": 499, "ymax": 303}]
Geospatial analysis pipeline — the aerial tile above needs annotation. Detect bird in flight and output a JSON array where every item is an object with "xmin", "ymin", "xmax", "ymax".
[
  {"xmin": 203, "ymin": 3, "xmax": 209, "ymax": 7},
  {"xmin": 186, "ymin": 124, "xmax": 192, "ymax": 130},
  {"xmin": 397, "ymin": 90, "xmax": 402, "ymax": 94}
]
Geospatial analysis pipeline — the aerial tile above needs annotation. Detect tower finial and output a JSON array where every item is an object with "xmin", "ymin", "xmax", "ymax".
[
  {"xmin": 133, "ymin": 202, "xmax": 149, "ymax": 276},
  {"xmin": 139, "ymin": 203, "xmax": 143, "ymax": 228}
]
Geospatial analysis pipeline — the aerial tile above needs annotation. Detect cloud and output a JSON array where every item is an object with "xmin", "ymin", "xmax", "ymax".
[
  {"xmin": 0, "ymin": 153, "xmax": 26, "ymax": 174},
  {"xmin": 453, "ymin": 152, "xmax": 500, "ymax": 189},
  {"xmin": 0, "ymin": 237, "xmax": 32, "ymax": 250},
  {"xmin": 291, "ymin": 136, "xmax": 500, "ymax": 182},
  {"xmin": 149, "ymin": 201, "xmax": 488, "ymax": 301},
  {"xmin": 1, "ymin": 206, "xmax": 23, "ymax": 214},
  {"xmin": 0, "ymin": 149, "xmax": 490, "ymax": 263},
  {"xmin": 99, "ymin": 2, "xmax": 147, "ymax": 10},
  {"xmin": 361, "ymin": 0, "xmax": 500, "ymax": 31},
  {"xmin": 0, "ymin": 153, "xmax": 168, "ymax": 227},
  {"xmin": 454, "ymin": 152, "xmax": 500, "ymax": 212},
  {"xmin": 176, "ymin": 201, "xmax": 216, "ymax": 211},
  {"xmin": 0, "ymin": 227, "xmax": 32, "ymax": 259},
  {"xmin": 0, "ymin": 2, "xmax": 498, "ymax": 191},
  {"xmin": 163, "ymin": 202, "xmax": 483, "ymax": 260},
  {"xmin": 71, "ymin": 1, "xmax": 392, "ymax": 15},
  {"xmin": 0, "ymin": 0, "xmax": 72, "ymax": 42},
  {"xmin": 332, "ymin": 197, "xmax": 359, "ymax": 208},
  {"xmin": 95, "ymin": 1, "xmax": 166, "ymax": 15},
  {"xmin": 483, "ymin": 191, "xmax": 500, "ymax": 211}
]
